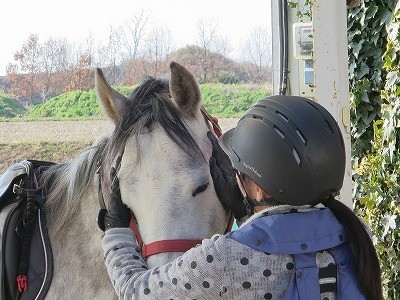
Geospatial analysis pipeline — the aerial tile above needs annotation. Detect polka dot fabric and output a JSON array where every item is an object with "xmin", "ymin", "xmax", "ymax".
[{"xmin": 103, "ymin": 205, "xmax": 338, "ymax": 299}]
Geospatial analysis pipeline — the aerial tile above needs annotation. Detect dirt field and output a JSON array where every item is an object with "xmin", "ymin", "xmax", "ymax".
[
  {"xmin": 0, "ymin": 119, "xmax": 238, "ymax": 143},
  {"xmin": 0, "ymin": 120, "xmax": 111, "ymax": 143},
  {"xmin": 0, "ymin": 118, "xmax": 238, "ymax": 173}
]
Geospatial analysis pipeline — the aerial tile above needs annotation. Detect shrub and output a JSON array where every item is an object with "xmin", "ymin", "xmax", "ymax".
[{"xmin": 0, "ymin": 93, "xmax": 26, "ymax": 117}]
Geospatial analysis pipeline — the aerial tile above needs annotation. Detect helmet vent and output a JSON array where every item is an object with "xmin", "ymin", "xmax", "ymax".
[
  {"xmin": 276, "ymin": 111, "xmax": 289, "ymax": 122},
  {"xmin": 305, "ymin": 100, "xmax": 319, "ymax": 111},
  {"xmin": 306, "ymin": 100, "xmax": 335, "ymax": 134},
  {"xmin": 274, "ymin": 126, "xmax": 285, "ymax": 139},
  {"xmin": 252, "ymin": 114, "xmax": 264, "ymax": 120},
  {"xmin": 293, "ymin": 148, "xmax": 301, "ymax": 166},
  {"xmin": 296, "ymin": 129, "xmax": 307, "ymax": 145},
  {"xmin": 325, "ymin": 119, "xmax": 334, "ymax": 134}
]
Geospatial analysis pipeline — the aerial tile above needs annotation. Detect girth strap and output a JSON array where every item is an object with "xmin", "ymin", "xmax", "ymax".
[{"xmin": 15, "ymin": 188, "xmax": 39, "ymax": 294}]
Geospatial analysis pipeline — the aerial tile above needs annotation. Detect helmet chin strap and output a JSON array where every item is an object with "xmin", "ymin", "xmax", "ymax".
[
  {"xmin": 242, "ymin": 196, "xmax": 255, "ymax": 216},
  {"xmin": 243, "ymin": 197, "xmax": 271, "ymax": 215}
]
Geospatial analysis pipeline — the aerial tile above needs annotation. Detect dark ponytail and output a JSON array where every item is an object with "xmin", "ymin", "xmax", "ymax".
[{"xmin": 324, "ymin": 196, "xmax": 383, "ymax": 300}]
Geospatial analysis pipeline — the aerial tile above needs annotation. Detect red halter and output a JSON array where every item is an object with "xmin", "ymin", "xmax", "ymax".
[
  {"xmin": 129, "ymin": 213, "xmax": 234, "ymax": 259},
  {"xmin": 128, "ymin": 107, "xmax": 234, "ymax": 259}
]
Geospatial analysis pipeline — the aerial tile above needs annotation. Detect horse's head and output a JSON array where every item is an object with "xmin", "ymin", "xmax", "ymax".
[{"xmin": 96, "ymin": 62, "xmax": 230, "ymax": 267}]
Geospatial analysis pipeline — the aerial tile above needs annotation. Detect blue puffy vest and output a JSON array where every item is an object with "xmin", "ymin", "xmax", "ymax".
[{"xmin": 227, "ymin": 208, "xmax": 366, "ymax": 300}]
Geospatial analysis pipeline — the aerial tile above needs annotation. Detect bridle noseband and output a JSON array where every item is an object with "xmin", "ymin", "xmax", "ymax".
[{"xmin": 97, "ymin": 107, "xmax": 234, "ymax": 259}]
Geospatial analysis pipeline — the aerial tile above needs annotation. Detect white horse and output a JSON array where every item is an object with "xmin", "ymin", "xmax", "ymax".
[{"xmin": 42, "ymin": 62, "xmax": 230, "ymax": 299}]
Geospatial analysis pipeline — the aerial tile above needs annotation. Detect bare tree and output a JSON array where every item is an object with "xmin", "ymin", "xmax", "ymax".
[
  {"xmin": 40, "ymin": 37, "xmax": 74, "ymax": 101},
  {"xmin": 99, "ymin": 26, "xmax": 123, "ymax": 85},
  {"xmin": 145, "ymin": 27, "xmax": 174, "ymax": 76},
  {"xmin": 68, "ymin": 34, "xmax": 97, "ymax": 91},
  {"xmin": 78, "ymin": 33, "xmax": 97, "ymax": 66},
  {"xmin": 6, "ymin": 34, "xmax": 42, "ymax": 106},
  {"xmin": 196, "ymin": 18, "xmax": 218, "ymax": 52},
  {"xmin": 119, "ymin": 11, "xmax": 149, "ymax": 83},
  {"xmin": 241, "ymin": 27, "xmax": 272, "ymax": 83},
  {"xmin": 213, "ymin": 35, "xmax": 231, "ymax": 57},
  {"xmin": 121, "ymin": 11, "xmax": 149, "ymax": 61},
  {"xmin": 195, "ymin": 18, "xmax": 231, "ymax": 83}
]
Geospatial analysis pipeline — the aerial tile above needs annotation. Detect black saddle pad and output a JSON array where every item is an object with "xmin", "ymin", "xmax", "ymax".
[{"xmin": 0, "ymin": 160, "xmax": 55, "ymax": 300}]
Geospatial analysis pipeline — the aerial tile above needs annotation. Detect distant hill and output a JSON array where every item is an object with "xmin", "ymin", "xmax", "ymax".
[
  {"xmin": 28, "ymin": 87, "xmax": 133, "ymax": 119},
  {"xmin": 0, "ymin": 93, "xmax": 26, "ymax": 117},
  {"xmin": 27, "ymin": 84, "xmax": 271, "ymax": 119}
]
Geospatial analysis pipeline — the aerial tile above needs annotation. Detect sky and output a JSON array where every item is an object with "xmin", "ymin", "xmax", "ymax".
[{"xmin": 0, "ymin": 0, "xmax": 271, "ymax": 76}]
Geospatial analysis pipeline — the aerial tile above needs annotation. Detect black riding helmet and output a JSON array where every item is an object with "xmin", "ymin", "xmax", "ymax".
[{"xmin": 219, "ymin": 95, "xmax": 346, "ymax": 206}]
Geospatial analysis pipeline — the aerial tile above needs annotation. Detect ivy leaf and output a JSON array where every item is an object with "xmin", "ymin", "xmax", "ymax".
[
  {"xmin": 357, "ymin": 62, "xmax": 370, "ymax": 79},
  {"xmin": 351, "ymin": 41, "xmax": 364, "ymax": 59},
  {"xmin": 362, "ymin": 111, "xmax": 376, "ymax": 125},
  {"xmin": 377, "ymin": 9, "xmax": 394, "ymax": 26},
  {"xmin": 365, "ymin": 5, "xmax": 379, "ymax": 21},
  {"xmin": 386, "ymin": 71, "xmax": 399, "ymax": 88},
  {"xmin": 371, "ymin": 32, "xmax": 380, "ymax": 45},
  {"xmin": 351, "ymin": 29, "xmax": 362, "ymax": 39},
  {"xmin": 382, "ymin": 214, "xmax": 397, "ymax": 239},
  {"xmin": 388, "ymin": 22, "xmax": 400, "ymax": 42}
]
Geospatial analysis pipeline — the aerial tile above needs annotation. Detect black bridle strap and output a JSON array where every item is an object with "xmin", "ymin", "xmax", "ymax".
[{"xmin": 96, "ymin": 155, "xmax": 123, "ymax": 231}]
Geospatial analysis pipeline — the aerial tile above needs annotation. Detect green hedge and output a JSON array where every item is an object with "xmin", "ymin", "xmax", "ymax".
[
  {"xmin": 201, "ymin": 84, "xmax": 270, "ymax": 117},
  {"xmin": 26, "ymin": 84, "xmax": 270, "ymax": 119},
  {"xmin": 0, "ymin": 93, "xmax": 26, "ymax": 117}
]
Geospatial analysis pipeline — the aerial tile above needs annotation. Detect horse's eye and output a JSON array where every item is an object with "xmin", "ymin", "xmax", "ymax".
[{"xmin": 192, "ymin": 183, "xmax": 209, "ymax": 197}]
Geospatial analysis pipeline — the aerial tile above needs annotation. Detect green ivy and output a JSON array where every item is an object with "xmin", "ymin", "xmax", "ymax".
[
  {"xmin": 349, "ymin": 1, "xmax": 399, "ymax": 298},
  {"xmin": 288, "ymin": 0, "xmax": 312, "ymax": 21},
  {"xmin": 348, "ymin": 0, "xmax": 395, "ymax": 158},
  {"xmin": 292, "ymin": 1, "xmax": 400, "ymax": 298}
]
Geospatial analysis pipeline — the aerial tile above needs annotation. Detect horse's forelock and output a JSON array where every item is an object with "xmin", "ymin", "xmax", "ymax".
[{"xmin": 102, "ymin": 76, "xmax": 203, "ymax": 171}]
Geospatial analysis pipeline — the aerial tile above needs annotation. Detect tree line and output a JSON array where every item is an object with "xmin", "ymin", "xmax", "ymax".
[{"xmin": 2, "ymin": 13, "xmax": 272, "ymax": 107}]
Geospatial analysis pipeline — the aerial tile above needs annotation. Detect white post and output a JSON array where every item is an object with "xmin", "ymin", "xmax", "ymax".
[
  {"xmin": 312, "ymin": 0, "xmax": 352, "ymax": 207},
  {"xmin": 271, "ymin": 0, "xmax": 282, "ymax": 95},
  {"xmin": 271, "ymin": 0, "xmax": 352, "ymax": 207}
]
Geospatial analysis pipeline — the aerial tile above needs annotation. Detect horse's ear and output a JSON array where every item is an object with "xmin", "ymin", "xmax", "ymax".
[
  {"xmin": 169, "ymin": 61, "xmax": 201, "ymax": 118},
  {"xmin": 95, "ymin": 68, "xmax": 128, "ymax": 124}
]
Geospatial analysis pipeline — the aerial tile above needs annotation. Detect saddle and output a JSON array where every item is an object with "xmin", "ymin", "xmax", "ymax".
[{"xmin": 0, "ymin": 160, "xmax": 55, "ymax": 300}]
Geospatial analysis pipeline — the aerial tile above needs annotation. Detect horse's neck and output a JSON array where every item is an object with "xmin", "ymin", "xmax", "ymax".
[{"xmin": 45, "ymin": 180, "xmax": 115, "ymax": 299}]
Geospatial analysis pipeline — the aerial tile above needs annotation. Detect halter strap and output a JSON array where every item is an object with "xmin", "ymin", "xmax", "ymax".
[
  {"xmin": 129, "ymin": 207, "xmax": 235, "ymax": 259},
  {"xmin": 200, "ymin": 106, "xmax": 222, "ymax": 137}
]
